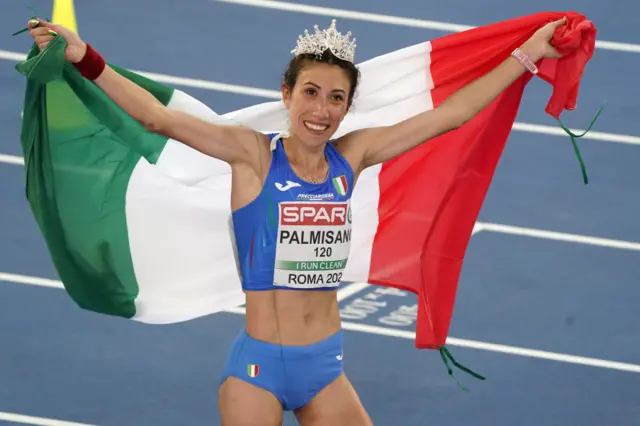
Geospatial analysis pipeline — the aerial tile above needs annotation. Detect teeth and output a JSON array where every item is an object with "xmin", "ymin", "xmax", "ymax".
[{"xmin": 304, "ymin": 121, "xmax": 328, "ymax": 132}]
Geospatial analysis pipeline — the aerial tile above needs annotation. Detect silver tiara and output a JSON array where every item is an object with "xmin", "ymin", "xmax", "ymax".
[{"xmin": 291, "ymin": 19, "xmax": 357, "ymax": 63}]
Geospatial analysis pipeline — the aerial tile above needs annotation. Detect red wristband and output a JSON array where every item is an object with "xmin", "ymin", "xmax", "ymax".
[{"xmin": 73, "ymin": 43, "xmax": 106, "ymax": 81}]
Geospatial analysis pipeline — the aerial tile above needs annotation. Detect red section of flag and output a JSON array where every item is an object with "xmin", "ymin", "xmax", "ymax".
[{"xmin": 367, "ymin": 12, "xmax": 596, "ymax": 349}]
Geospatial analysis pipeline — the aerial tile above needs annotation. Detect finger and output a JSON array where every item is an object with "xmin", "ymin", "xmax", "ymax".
[
  {"xmin": 28, "ymin": 18, "xmax": 53, "ymax": 29},
  {"xmin": 34, "ymin": 33, "xmax": 54, "ymax": 43},
  {"xmin": 34, "ymin": 35, "xmax": 54, "ymax": 49},
  {"xmin": 30, "ymin": 29, "xmax": 58, "ymax": 47},
  {"xmin": 35, "ymin": 37, "xmax": 50, "ymax": 51},
  {"xmin": 29, "ymin": 27, "xmax": 55, "ymax": 37},
  {"xmin": 48, "ymin": 23, "xmax": 65, "ymax": 33},
  {"xmin": 554, "ymin": 16, "xmax": 568, "ymax": 26}
]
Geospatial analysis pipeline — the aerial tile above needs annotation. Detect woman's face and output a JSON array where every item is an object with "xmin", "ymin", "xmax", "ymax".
[{"xmin": 282, "ymin": 61, "xmax": 351, "ymax": 148}]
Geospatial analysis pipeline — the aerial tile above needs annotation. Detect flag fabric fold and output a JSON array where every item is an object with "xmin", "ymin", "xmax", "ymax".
[{"xmin": 16, "ymin": 11, "xmax": 596, "ymax": 349}]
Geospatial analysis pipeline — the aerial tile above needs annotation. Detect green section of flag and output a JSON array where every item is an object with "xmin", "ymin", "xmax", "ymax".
[{"xmin": 15, "ymin": 37, "xmax": 174, "ymax": 318}]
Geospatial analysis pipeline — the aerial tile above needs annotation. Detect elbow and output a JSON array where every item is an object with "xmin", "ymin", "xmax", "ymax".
[
  {"xmin": 439, "ymin": 106, "xmax": 467, "ymax": 133},
  {"xmin": 448, "ymin": 104, "xmax": 478, "ymax": 131},
  {"xmin": 141, "ymin": 105, "xmax": 169, "ymax": 134},
  {"xmin": 433, "ymin": 102, "xmax": 467, "ymax": 134},
  {"xmin": 437, "ymin": 98, "xmax": 479, "ymax": 133},
  {"xmin": 450, "ymin": 114, "xmax": 469, "ymax": 131},
  {"xmin": 450, "ymin": 102, "xmax": 476, "ymax": 130},
  {"xmin": 445, "ymin": 117, "xmax": 464, "ymax": 133}
]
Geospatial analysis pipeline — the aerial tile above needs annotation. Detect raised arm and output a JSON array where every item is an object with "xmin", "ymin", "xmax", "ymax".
[
  {"xmin": 27, "ymin": 19, "xmax": 259, "ymax": 166},
  {"xmin": 337, "ymin": 17, "xmax": 567, "ymax": 174},
  {"xmin": 93, "ymin": 66, "xmax": 259, "ymax": 164}
]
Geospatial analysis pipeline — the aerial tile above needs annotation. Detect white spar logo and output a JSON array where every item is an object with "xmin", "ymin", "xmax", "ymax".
[{"xmin": 280, "ymin": 203, "xmax": 348, "ymax": 225}]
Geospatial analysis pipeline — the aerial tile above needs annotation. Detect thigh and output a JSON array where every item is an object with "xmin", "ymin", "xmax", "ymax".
[
  {"xmin": 219, "ymin": 377, "xmax": 283, "ymax": 426},
  {"xmin": 294, "ymin": 373, "xmax": 373, "ymax": 426}
]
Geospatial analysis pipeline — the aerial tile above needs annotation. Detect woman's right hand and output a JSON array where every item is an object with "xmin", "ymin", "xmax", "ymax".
[{"xmin": 27, "ymin": 18, "xmax": 87, "ymax": 63}]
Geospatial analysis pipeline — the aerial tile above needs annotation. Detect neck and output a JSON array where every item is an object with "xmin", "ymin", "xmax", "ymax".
[
  {"xmin": 283, "ymin": 134, "xmax": 326, "ymax": 165},
  {"xmin": 282, "ymin": 134, "xmax": 328, "ymax": 181}
]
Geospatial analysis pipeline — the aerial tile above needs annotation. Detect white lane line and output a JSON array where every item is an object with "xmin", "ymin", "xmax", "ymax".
[
  {"xmin": 214, "ymin": 0, "xmax": 640, "ymax": 54},
  {"xmin": 2, "ymin": 49, "xmax": 640, "ymax": 148},
  {"xmin": 337, "ymin": 282, "xmax": 370, "ymax": 301},
  {"xmin": 339, "ymin": 322, "xmax": 640, "ymax": 374},
  {"xmin": 0, "ymin": 153, "xmax": 24, "ymax": 165},
  {"xmin": 0, "ymin": 272, "xmax": 63, "ymax": 289},
  {"xmin": 217, "ymin": 0, "xmax": 472, "ymax": 32},
  {"xmin": 472, "ymin": 223, "xmax": 484, "ymax": 235},
  {"xmin": 0, "ymin": 49, "xmax": 279, "ymax": 99},
  {"xmin": 444, "ymin": 335, "xmax": 640, "ymax": 373},
  {"xmin": 478, "ymin": 222, "xmax": 640, "ymax": 251},
  {"xmin": 511, "ymin": 122, "xmax": 640, "ymax": 145},
  {"xmin": 0, "ymin": 50, "xmax": 27, "ymax": 61},
  {"xmin": 0, "ymin": 411, "xmax": 95, "ymax": 426},
  {"xmin": 136, "ymin": 70, "xmax": 282, "ymax": 99},
  {"xmin": 2, "ymin": 271, "xmax": 639, "ymax": 373}
]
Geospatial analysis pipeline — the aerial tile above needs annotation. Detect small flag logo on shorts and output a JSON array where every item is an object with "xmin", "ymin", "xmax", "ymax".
[{"xmin": 247, "ymin": 364, "xmax": 259, "ymax": 378}]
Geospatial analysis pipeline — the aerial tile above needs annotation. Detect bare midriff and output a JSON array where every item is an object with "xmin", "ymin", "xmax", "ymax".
[{"xmin": 244, "ymin": 289, "xmax": 341, "ymax": 346}]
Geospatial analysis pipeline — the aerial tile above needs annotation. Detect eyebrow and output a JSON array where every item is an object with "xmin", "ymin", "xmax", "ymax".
[{"xmin": 303, "ymin": 81, "xmax": 347, "ymax": 94}]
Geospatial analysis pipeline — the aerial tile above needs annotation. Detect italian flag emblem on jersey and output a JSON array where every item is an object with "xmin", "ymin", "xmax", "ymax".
[
  {"xmin": 332, "ymin": 175, "xmax": 348, "ymax": 196},
  {"xmin": 247, "ymin": 364, "xmax": 259, "ymax": 378}
]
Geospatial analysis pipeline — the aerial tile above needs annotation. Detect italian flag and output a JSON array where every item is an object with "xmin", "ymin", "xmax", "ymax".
[
  {"xmin": 247, "ymin": 364, "xmax": 259, "ymax": 378},
  {"xmin": 16, "ymin": 11, "xmax": 595, "ymax": 348},
  {"xmin": 332, "ymin": 175, "xmax": 348, "ymax": 196}
]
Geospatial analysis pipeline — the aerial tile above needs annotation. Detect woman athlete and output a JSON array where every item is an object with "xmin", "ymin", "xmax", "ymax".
[{"xmin": 28, "ymin": 16, "xmax": 566, "ymax": 426}]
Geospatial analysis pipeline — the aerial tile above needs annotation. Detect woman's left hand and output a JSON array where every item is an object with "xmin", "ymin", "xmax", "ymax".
[{"xmin": 520, "ymin": 17, "xmax": 567, "ymax": 61}]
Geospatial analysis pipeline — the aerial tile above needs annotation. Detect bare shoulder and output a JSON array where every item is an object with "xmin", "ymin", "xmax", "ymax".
[
  {"xmin": 229, "ymin": 129, "xmax": 273, "ymax": 211},
  {"xmin": 230, "ymin": 126, "xmax": 272, "ymax": 176},
  {"xmin": 161, "ymin": 108, "xmax": 272, "ymax": 172},
  {"xmin": 331, "ymin": 104, "xmax": 453, "ymax": 174},
  {"xmin": 249, "ymin": 129, "xmax": 273, "ymax": 178}
]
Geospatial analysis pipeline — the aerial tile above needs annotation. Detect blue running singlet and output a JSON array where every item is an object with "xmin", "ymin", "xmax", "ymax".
[{"xmin": 230, "ymin": 132, "xmax": 354, "ymax": 292}]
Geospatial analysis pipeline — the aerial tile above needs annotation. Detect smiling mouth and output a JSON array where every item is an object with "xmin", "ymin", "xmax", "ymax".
[{"xmin": 304, "ymin": 121, "xmax": 329, "ymax": 133}]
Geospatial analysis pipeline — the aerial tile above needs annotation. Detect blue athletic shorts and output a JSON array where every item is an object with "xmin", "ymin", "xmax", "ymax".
[{"xmin": 220, "ymin": 328, "xmax": 344, "ymax": 411}]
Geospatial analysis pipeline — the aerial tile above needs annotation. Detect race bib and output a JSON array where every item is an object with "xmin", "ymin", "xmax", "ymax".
[{"xmin": 274, "ymin": 201, "xmax": 352, "ymax": 289}]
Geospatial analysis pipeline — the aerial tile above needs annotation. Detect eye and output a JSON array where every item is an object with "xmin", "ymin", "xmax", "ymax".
[
  {"xmin": 332, "ymin": 94, "xmax": 344, "ymax": 102},
  {"xmin": 305, "ymin": 88, "xmax": 316, "ymax": 96}
]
